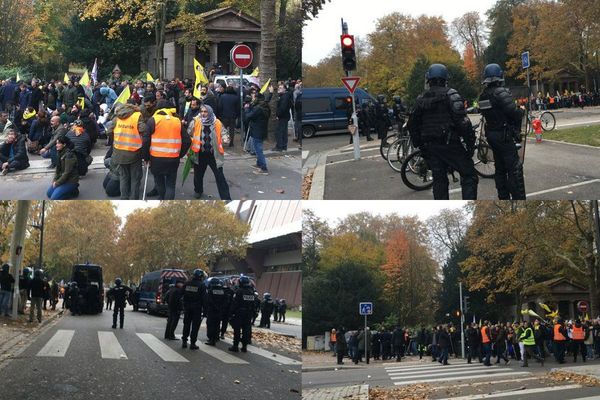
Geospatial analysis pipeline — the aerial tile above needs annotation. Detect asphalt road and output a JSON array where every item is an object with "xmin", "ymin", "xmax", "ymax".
[
  {"xmin": 303, "ymin": 357, "xmax": 600, "ymax": 399},
  {"xmin": 304, "ymin": 107, "xmax": 600, "ymax": 200},
  {"xmin": 0, "ymin": 307, "xmax": 301, "ymax": 400},
  {"xmin": 0, "ymin": 142, "xmax": 301, "ymax": 201}
]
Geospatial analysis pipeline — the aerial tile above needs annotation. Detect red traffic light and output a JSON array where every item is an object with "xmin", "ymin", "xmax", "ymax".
[{"xmin": 341, "ymin": 34, "xmax": 354, "ymax": 49}]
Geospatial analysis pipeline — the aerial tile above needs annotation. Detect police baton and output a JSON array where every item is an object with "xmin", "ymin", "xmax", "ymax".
[{"xmin": 142, "ymin": 161, "xmax": 150, "ymax": 201}]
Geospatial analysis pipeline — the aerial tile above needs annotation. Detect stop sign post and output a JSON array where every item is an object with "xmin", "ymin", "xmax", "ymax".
[{"xmin": 230, "ymin": 44, "xmax": 254, "ymax": 142}]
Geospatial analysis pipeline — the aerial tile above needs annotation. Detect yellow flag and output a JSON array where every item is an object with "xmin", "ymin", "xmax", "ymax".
[
  {"xmin": 260, "ymin": 78, "xmax": 271, "ymax": 94},
  {"xmin": 114, "ymin": 86, "xmax": 131, "ymax": 106},
  {"xmin": 16, "ymin": 72, "xmax": 20, "ymax": 82},
  {"xmin": 77, "ymin": 97, "xmax": 85, "ymax": 110},
  {"xmin": 63, "ymin": 73, "xmax": 69, "ymax": 84},
  {"xmin": 146, "ymin": 72, "xmax": 154, "ymax": 82},
  {"xmin": 193, "ymin": 59, "xmax": 208, "ymax": 85},
  {"xmin": 250, "ymin": 67, "xmax": 259, "ymax": 77},
  {"xmin": 80, "ymin": 70, "xmax": 90, "ymax": 87},
  {"xmin": 539, "ymin": 303, "xmax": 552, "ymax": 313}
]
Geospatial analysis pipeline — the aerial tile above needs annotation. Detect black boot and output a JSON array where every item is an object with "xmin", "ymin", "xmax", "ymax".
[{"xmin": 182, "ymin": 340, "xmax": 187, "ymax": 349}]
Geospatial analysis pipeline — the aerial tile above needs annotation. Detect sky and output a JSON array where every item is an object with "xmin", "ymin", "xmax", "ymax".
[
  {"xmin": 304, "ymin": 200, "xmax": 467, "ymax": 226},
  {"xmin": 113, "ymin": 201, "xmax": 159, "ymax": 222},
  {"xmin": 303, "ymin": 0, "xmax": 497, "ymax": 66}
]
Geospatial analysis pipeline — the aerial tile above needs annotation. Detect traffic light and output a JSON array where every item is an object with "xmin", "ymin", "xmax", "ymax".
[
  {"xmin": 463, "ymin": 296, "xmax": 470, "ymax": 313},
  {"xmin": 454, "ymin": 310, "xmax": 461, "ymax": 318},
  {"xmin": 341, "ymin": 34, "xmax": 357, "ymax": 72}
]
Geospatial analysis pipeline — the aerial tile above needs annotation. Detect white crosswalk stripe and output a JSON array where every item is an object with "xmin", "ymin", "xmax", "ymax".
[
  {"xmin": 37, "ymin": 330, "xmax": 75, "ymax": 357},
  {"xmin": 136, "ymin": 333, "xmax": 189, "ymax": 362},
  {"xmin": 196, "ymin": 342, "xmax": 249, "ymax": 364},
  {"xmin": 98, "ymin": 331, "xmax": 127, "ymax": 359},
  {"xmin": 384, "ymin": 361, "xmax": 531, "ymax": 386}
]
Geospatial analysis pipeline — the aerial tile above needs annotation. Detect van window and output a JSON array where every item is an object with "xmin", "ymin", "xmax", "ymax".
[
  {"xmin": 303, "ymin": 98, "xmax": 330, "ymax": 113},
  {"xmin": 335, "ymin": 97, "xmax": 352, "ymax": 111}
]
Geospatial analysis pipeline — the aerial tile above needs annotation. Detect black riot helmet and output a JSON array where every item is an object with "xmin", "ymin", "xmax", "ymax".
[
  {"xmin": 482, "ymin": 63, "xmax": 505, "ymax": 85},
  {"xmin": 115, "ymin": 277, "xmax": 122, "ymax": 286},
  {"xmin": 377, "ymin": 94, "xmax": 386, "ymax": 104},
  {"xmin": 425, "ymin": 64, "xmax": 449, "ymax": 86},
  {"xmin": 208, "ymin": 277, "xmax": 223, "ymax": 289},
  {"xmin": 393, "ymin": 95, "xmax": 402, "ymax": 104}
]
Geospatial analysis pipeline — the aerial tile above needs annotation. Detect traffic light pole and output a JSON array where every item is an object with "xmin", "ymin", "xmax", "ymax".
[
  {"xmin": 459, "ymin": 282, "xmax": 465, "ymax": 359},
  {"xmin": 342, "ymin": 19, "xmax": 360, "ymax": 161}
]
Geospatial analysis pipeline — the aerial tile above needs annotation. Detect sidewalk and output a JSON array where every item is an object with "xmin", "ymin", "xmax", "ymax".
[{"xmin": 302, "ymin": 385, "xmax": 369, "ymax": 400}]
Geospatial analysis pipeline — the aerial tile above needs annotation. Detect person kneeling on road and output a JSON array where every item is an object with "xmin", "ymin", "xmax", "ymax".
[
  {"xmin": 47, "ymin": 135, "xmax": 80, "ymax": 200},
  {"xmin": 0, "ymin": 129, "xmax": 30, "ymax": 176}
]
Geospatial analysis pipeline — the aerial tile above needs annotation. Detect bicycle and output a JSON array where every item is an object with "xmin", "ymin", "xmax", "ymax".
[
  {"xmin": 472, "ymin": 120, "xmax": 495, "ymax": 179},
  {"xmin": 527, "ymin": 109, "xmax": 556, "ymax": 131},
  {"xmin": 380, "ymin": 112, "xmax": 410, "ymax": 160}
]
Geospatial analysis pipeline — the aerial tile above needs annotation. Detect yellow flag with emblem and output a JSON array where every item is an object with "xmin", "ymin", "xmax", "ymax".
[
  {"xmin": 250, "ymin": 67, "xmax": 259, "ymax": 77},
  {"xmin": 63, "ymin": 73, "xmax": 69, "ymax": 84},
  {"xmin": 80, "ymin": 70, "xmax": 90, "ymax": 87},
  {"xmin": 114, "ymin": 86, "xmax": 131, "ymax": 106},
  {"xmin": 194, "ymin": 59, "xmax": 208, "ymax": 85},
  {"xmin": 146, "ymin": 72, "xmax": 154, "ymax": 82},
  {"xmin": 260, "ymin": 78, "xmax": 271, "ymax": 94},
  {"xmin": 77, "ymin": 97, "xmax": 85, "ymax": 110}
]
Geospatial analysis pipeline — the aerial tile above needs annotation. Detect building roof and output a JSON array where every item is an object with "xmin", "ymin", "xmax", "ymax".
[{"xmin": 200, "ymin": 7, "xmax": 261, "ymax": 27}]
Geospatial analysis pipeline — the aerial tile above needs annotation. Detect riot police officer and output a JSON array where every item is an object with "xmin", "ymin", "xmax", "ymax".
[
  {"xmin": 407, "ymin": 64, "xmax": 478, "ymax": 200},
  {"xmin": 259, "ymin": 292, "xmax": 274, "ymax": 329},
  {"xmin": 375, "ymin": 95, "xmax": 391, "ymax": 142},
  {"xmin": 69, "ymin": 282, "xmax": 80, "ymax": 315},
  {"xmin": 358, "ymin": 100, "xmax": 374, "ymax": 141},
  {"xmin": 108, "ymin": 278, "xmax": 132, "ymax": 329},
  {"xmin": 182, "ymin": 269, "xmax": 206, "ymax": 350},
  {"xmin": 478, "ymin": 63, "xmax": 526, "ymax": 200},
  {"xmin": 204, "ymin": 278, "xmax": 228, "ymax": 345},
  {"xmin": 164, "ymin": 281, "xmax": 184, "ymax": 340},
  {"xmin": 228, "ymin": 275, "xmax": 256, "ymax": 353},
  {"xmin": 251, "ymin": 290, "xmax": 260, "ymax": 325},
  {"xmin": 392, "ymin": 95, "xmax": 406, "ymax": 132},
  {"xmin": 220, "ymin": 283, "xmax": 234, "ymax": 339}
]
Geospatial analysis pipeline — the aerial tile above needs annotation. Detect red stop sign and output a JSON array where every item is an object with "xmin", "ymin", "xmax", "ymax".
[
  {"xmin": 231, "ymin": 44, "xmax": 253, "ymax": 69},
  {"xmin": 577, "ymin": 301, "xmax": 588, "ymax": 313}
]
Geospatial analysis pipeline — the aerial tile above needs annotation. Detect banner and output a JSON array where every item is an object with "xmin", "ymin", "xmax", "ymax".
[
  {"xmin": 146, "ymin": 72, "xmax": 154, "ymax": 82},
  {"xmin": 260, "ymin": 78, "xmax": 271, "ymax": 94},
  {"xmin": 250, "ymin": 67, "xmax": 259, "ymax": 77},
  {"xmin": 194, "ymin": 59, "xmax": 209, "ymax": 85},
  {"xmin": 91, "ymin": 59, "xmax": 98, "ymax": 85},
  {"xmin": 80, "ymin": 70, "xmax": 90, "ymax": 87},
  {"xmin": 114, "ymin": 86, "xmax": 131, "ymax": 106}
]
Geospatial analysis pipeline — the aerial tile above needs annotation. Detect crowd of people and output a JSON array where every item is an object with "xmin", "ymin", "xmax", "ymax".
[
  {"xmin": 0, "ymin": 68, "xmax": 303, "ymax": 199},
  {"xmin": 331, "ymin": 317, "xmax": 600, "ymax": 367}
]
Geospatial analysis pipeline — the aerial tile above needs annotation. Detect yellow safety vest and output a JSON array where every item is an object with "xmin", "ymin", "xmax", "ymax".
[{"xmin": 114, "ymin": 112, "xmax": 142, "ymax": 152}]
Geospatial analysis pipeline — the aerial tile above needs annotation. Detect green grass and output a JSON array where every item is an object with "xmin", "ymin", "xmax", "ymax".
[
  {"xmin": 286, "ymin": 310, "xmax": 302, "ymax": 319},
  {"xmin": 545, "ymin": 125, "xmax": 600, "ymax": 147}
]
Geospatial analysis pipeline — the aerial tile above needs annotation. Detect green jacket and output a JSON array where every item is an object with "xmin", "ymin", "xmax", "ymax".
[{"xmin": 54, "ymin": 147, "xmax": 79, "ymax": 186}]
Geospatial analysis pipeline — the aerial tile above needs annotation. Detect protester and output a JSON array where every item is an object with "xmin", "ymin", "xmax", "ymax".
[
  {"xmin": 0, "ymin": 129, "xmax": 30, "ymax": 175},
  {"xmin": 46, "ymin": 135, "xmax": 80, "ymax": 199}
]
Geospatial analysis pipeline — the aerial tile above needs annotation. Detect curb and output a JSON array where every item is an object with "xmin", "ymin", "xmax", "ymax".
[{"xmin": 302, "ymin": 366, "xmax": 366, "ymax": 372}]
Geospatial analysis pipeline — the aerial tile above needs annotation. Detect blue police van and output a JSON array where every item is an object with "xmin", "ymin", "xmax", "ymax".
[
  {"xmin": 133, "ymin": 269, "xmax": 188, "ymax": 316},
  {"xmin": 301, "ymin": 87, "xmax": 376, "ymax": 138}
]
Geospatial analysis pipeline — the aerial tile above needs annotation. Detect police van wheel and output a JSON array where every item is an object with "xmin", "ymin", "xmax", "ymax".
[{"xmin": 302, "ymin": 126, "xmax": 316, "ymax": 138}]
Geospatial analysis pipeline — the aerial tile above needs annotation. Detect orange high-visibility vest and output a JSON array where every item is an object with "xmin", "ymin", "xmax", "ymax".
[
  {"xmin": 572, "ymin": 326, "xmax": 585, "ymax": 340},
  {"xmin": 150, "ymin": 113, "xmax": 182, "ymax": 158},
  {"xmin": 481, "ymin": 327, "xmax": 491, "ymax": 344},
  {"xmin": 114, "ymin": 112, "xmax": 142, "ymax": 152},
  {"xmin": 331, "ymin": 329, "xmax": 337, "ymax": 343},
  {"xmin": 192, "ymin": 119, "xmax": 225, "ymax": 155},
  {"xmin": 554, "ymin": 324, "xmax": 566, "ymax": 341}
]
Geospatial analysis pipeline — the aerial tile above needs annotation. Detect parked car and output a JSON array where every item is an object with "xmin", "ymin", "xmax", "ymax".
[{"xmin": 135, "ymin": 269, "xmax": 188, "ymax": 316}]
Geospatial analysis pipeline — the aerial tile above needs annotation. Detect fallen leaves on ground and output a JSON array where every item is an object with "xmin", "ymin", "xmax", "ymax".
[
  {"xmin": 546, "ymin": 371, "xmax": 600, "ymax": 387},
  {"xmin": 370, "ymin": 384, "xmax": 432, "ymax": 400},
  {"xmin": 302, "ymin": 171, "xmax": 313, "ymax": 200},
  {"xmin": 226, "ymin": 329, "xmax": 300, "ymax": 354}
]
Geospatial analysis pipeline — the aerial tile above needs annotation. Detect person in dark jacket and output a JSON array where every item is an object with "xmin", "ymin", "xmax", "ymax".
[
  {"xmin": 1, "ymin": 129, "xmax": 29, "ymax": 175},
  {"xmin": 274, "ymin": 84, "xmax": 292, "ymax": 151},
  {"xmin": 466, "ymin": 322, "xmax": 481, "ymax": 364},
  {"xmin": 164, "ymin": 281, "xmax": 184, "ymax": 340},
  {"xmin": 0, "ymin": 264, "xmax": 15, "ymax": 316},
  {"xmin": 182, "ymin": 269, "xmax": 206, "ymax": 350},
  {"xmin": 29, "ymin": 269, "xmax": 45, "ymax": 323},
  {"xmin": 66, "ymin": 119, "xmax": 92, "ymax": 176},
  {"xmin": 107, "ymin": 278, "xmax": 132, "ymax": 329},
  {"xmin": 438, "ymin": 325, "xmax": 451, "ymax": 365},
  {"xmin": 336, "ymin": 327, "xmax": 348, "ymax": 365},
  {"xmin": 278, "ymin": 299, "xmax": 287, "ymax": 322},
  {"xmin": 259, "ymin": 293, "xmax": 274, "ymax": 329},
  {"xmin": 495, "ymin": 324, "xmax": 510, "ymax": 364},
  {"xmin": 417, "ymin": 326, "xmax": 429, "ymax": 359},
  {"xmin": 29, "ymin": 79, "xmax": 43, "ymax": 110},
  {"xmin": 228, "ymin": 275, "xmax": 256, "ymax": 353},
  {"xmin": 244, "ymin": 93, "xmax": 270, "ymax": 174},
  {"xmin": 46, "ymin": 135, "xmax": 80, "ymax": 199},
  {"xmin": 217, "ymin": 85, "xmax": 240, "ymax": 147},
  {"xmin": 392, "ymin": 326, "xmax": 403, "ymax": 361},
  {"xmin": 69, "ymin": 282, "xmax": 80, "ymax": 315},
  {"xmin": 18, "ymin": 267, "xmax": 32, "ymax": 314},
  {"xmin": 28, "ymin": 110, "xmax": 50, "ymax": 152},
  {"xmin": 39, "ymin": 115, "xmax": 68, "ymax": 168},
  {"xmin": 204, "ymin": 278, "xmax": 229, "ymax": 345}
]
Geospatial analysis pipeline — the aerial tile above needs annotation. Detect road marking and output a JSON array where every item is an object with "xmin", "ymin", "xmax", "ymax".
[
  {"xmin": 441, "ymin": 376, "xmax": 539, "ymax": 388},
  {"xmin": 326, "ymin": 154, "xmax": 381, "ymax": 166},
  {"xmin": 527, "ymin": 179, "xmax": 600, "ymax": 197},
  {"xmin": 220, "ymin": 338, "xmax": 301, "ymax": 365},
  {"xmin": 557, "ymin": 119, "xmax": 600, "ymax": 128},
  {"xmin": 393, "ymin": 371, "xmax": 530, "ymax": 386},
  {"xmin": 37, "ymin": 329, "xmax": 75, "ymax": 357},
  {"xmin": 390, "ymin": 367, "xmax": 515, "ymax": 379},
  {"xmin": 387, "ymin": 364, "xmax": 493, "ymax": 375},
  {"xmin": 385, "ymin": 361, "xmax": 472, "ymax": 370},
  {"xmin": 136, "ymin": 333, "xmax": 189, "ymax": 362},
  {"xmin": 302, "ymin": 151, "xmax": 309, "ymax": 160},
  {"xmin": 438, "ymin": 384, "xmax": 582, "ymax": 399},
  {"xmin": 196, "ymin": 342, "xmax": 249, "ymax": 364},
  {"xmin": 98, "ymin": 331, "xmax": 127, "ymax": 360}
]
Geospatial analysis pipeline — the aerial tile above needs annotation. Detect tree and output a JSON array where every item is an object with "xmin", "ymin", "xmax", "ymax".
[
  {"xmin": 319, "ymin": 233, "xmax": 385, "ymax": 271},
  {"xmin": 451, "ymin": 12, "xmax": 487, "ymax": 82},
  {"xmin": 463, "ymin": 42, "xmax": 479, "ymax": 83},
  {"xmin": 260, "ymin": 0, "xmax": 277, "ymax": 85},
  {"xmin": 427, "ymin": 207, "xmax": 471, "ymax": 264},
  {"xmin": 302, "ymin": 209, "xmax": 331, "ymax": 275},
  {"xmin": 301, "ymin": 0, "xmax": 331, "ymax": 20}
]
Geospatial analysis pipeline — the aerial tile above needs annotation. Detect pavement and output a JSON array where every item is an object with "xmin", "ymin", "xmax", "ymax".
[
  {"xmin": 302, "ymin": 354, "xmax": 600, "ymax": 399},
  {"xmin": 0, "ymin": 305, "xmax": 301, "ymax": 400},
  {"xmin": 0, "ymin": 135, "xmax": 301, "ymax": 201},
  {"xmin": 303, "ymin": 106, "xmax": 600, "ymax": 200}
]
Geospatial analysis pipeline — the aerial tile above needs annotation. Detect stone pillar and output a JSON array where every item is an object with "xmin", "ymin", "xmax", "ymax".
[
  {"xmin": 570, "ymin": 301, "xmax": 576, "ymax": 320},
  {"xmin": 211, "ymin": 43, "xmax": 219, "ymax": 66},
  {"xmin": 182, "ymin": 44, "xmax": 196, "ymax": 80}
]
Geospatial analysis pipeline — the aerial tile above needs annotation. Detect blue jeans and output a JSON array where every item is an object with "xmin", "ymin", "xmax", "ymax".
[
  {"xmin": 253, "ymin": 138, "xmax": 267, "ymax": 171},
  {"xmin": 47, "ymin": 183, "xmax": 79, "ymax": 199},
  {"xmin": 482, "ymin": 343, "xmax": 492, "ymax": 365},
  {"xmin": 0, "ymin": 290, "xmax": 12, "ymax": 315},
  {"xmin": 276, "ymin": 119, "xmax": 289, "ymax": 150},
  {"xmin": 439, "ymin": 347, "xmax": 449, "ymax": 364},
  {"xmin": 42, "ymin": 145, "xmax": 57, "ymax": 165},
  {"xmin": 153, "ymin": 168, "xmax": 178, "ymax": 200}
]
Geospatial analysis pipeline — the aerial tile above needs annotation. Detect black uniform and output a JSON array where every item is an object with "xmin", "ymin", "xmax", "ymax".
[
  {"xmin": 229, "ymin": 286, "xmax": 256, "ymax": 350},
  {"xmin": 204, "ymin": 284, "xmax": 229, "ymax": 344},
  {"xmin": 466, "ymin": 326, "xmax": 481, "ymax": 363},
  {"xmin": 375, "ymin": 101, "xmax": 391, "ymax": 140},
  {"xmin": 220, "ymin": 286, "xmax": 233, "ymax": 338},
  {"xmin": 181, "ymin": 277, "xmax": 205, "ymax": 347},
  {"xmin": 392, "ymin": 327, "xmax": 403, "ymax": 361},
  {"xmin": 407, "ymin": 85, "xmax": 478, "ymax": 200},
  {"xmin": 69, "ymin": 285, "xmax": 80, "ymax": 315},
  {"xmin": 259, "ymin": 297, "xmax": 274, "ymax": 328},
  {"xmin": 392, "ymin": 100, "xmax": 406, "ymax": 131},
  {"xmin": 478, "ymin": 85, "xmax": 525, "ymax": 199},
  {"xmin": 164, "ymin": 285, "xmax": 183, "ymax": 339},
  {"xmin": 108, "ymin": 284, "xmax": 132, "ymax": 328}
]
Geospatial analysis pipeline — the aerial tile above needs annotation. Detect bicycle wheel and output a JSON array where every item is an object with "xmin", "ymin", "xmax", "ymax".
[
  {"xmin": 387, "ymin": 137, "xmax": 410, "ymax": 172},
  {"xmin": 380, "ymin": 133, "xmax": 397, "ymax": 160},
  {"xmin": 473, "ymin": 140, "xmax": 495, "ymax": 179},
  {"xmin": 540, "ymin": 111, "xmax": 556, "ymax": 131},
  {"xmin": 401, "ymin": 149, "xmax": 433, "ymax": 191}
]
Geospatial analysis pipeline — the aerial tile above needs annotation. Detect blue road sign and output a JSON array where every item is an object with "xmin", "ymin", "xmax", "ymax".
[
  {"xmin": 522, "ymin": 52, "xmax": 530, "ymax": 69},
  {"xmin": 359, "ymin": 302, "xmax": 373, "ymax": 315}
]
